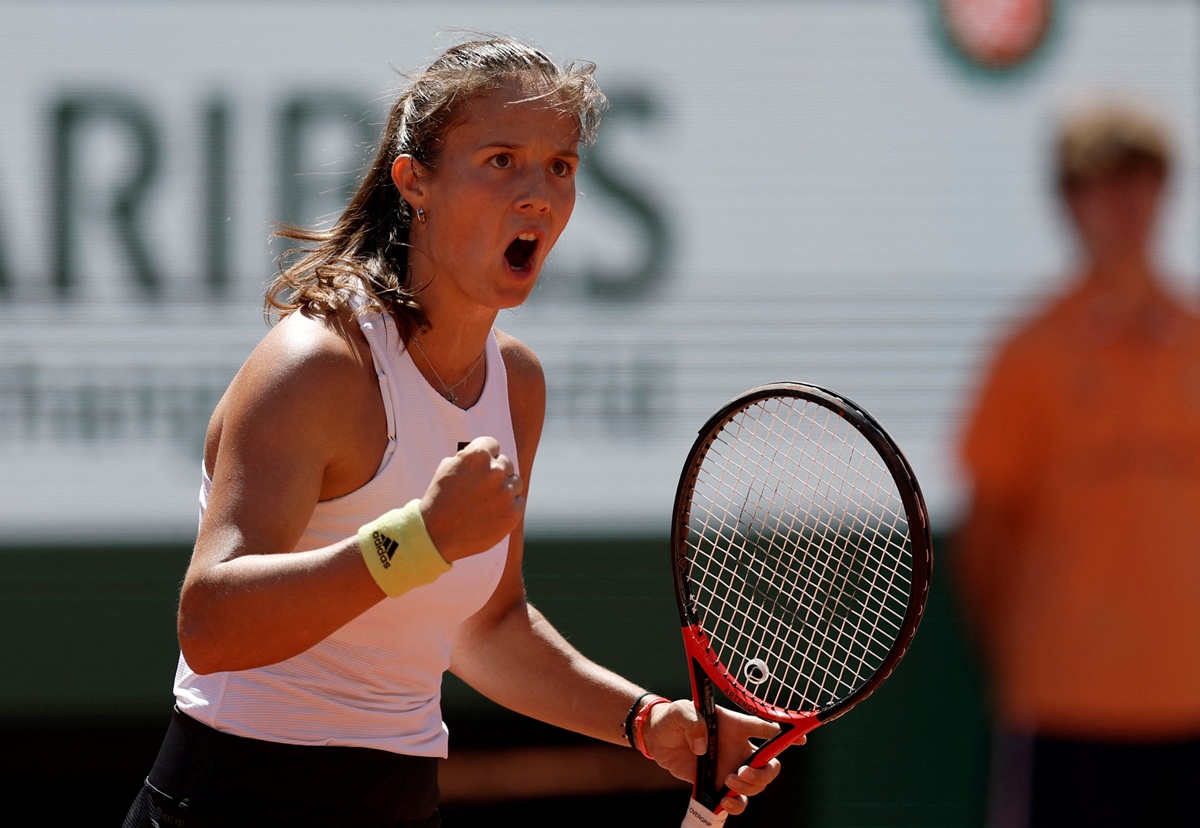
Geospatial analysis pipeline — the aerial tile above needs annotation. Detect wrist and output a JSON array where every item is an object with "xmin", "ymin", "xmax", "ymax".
[
  {"xmin": 632, "ymin": 695, "xmax": 671, "ymax": 760},
  {"xmin": 622, "ymin": 691, "xmax": 657, "ymax": 747},
  {"xmin": 358, "ymin": 499, "xmax": 451, "ymax": 598}
]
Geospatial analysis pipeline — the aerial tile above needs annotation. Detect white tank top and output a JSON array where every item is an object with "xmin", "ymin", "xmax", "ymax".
[{"xmin": 173, "ymin": 305, "xmax": 514, "ymax": 757}]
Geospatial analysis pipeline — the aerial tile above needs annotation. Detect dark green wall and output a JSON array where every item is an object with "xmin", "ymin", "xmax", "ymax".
[{"xmin": 0, "ymin": 532, "xmax": 989, "ymax": 826}]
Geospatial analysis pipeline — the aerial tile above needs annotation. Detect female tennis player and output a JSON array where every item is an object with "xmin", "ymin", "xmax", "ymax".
[{"xmin": 122, "ymin": 36, "xmax": 783, "ymax": 827}]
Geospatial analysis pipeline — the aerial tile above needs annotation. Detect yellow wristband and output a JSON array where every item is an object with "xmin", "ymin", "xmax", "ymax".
[{"xmin": 358, "ymin": 500, "xmax": 451, "ymax": 598}]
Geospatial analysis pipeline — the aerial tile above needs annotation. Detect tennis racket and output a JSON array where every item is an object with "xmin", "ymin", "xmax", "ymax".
[{"xmin": 672, "ymin": 382, "xmax": 933, "ymax": 827}]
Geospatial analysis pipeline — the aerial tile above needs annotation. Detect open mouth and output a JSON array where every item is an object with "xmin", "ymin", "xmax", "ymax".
[{"xmin": 504, "ymin": 233, "xmax": 539, "ymax": 272}]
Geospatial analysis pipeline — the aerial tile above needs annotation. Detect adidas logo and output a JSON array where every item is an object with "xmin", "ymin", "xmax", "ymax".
[{"xmin": 372, "ymin": 531, "xmax": 398, "ymax": 569}]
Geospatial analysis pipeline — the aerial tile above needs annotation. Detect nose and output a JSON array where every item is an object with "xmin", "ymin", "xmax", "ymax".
[
  {"xmin": 514, "ymin": 171, "xmax": 552, "ymax": 213},
  {"xmin": 515, "ymin": 192, "xmax": 550, "ymax": 213}
]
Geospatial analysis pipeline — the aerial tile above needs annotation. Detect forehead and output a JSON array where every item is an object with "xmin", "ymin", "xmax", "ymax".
[{"xmin": 448, "ymin": 81, "xmax": 582, "ymax": 148}]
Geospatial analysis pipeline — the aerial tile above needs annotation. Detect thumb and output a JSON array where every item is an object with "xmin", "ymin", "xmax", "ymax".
[
  {"xmin": 683, "ymin": 709, "xmax": 708, "ymax": 755},
  {"xmin": 744, "ymin": 715, "xmax": 784, "ymax": 742}
]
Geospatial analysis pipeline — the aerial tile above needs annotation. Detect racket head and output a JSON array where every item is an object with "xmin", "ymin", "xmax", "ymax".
[{"xmin": 672, "ymin": 382, "xmax": 932, "ymax": 758}]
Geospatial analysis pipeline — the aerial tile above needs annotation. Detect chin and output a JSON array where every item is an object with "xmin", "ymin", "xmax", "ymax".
[{"xmin": 494, "ymin": 278, "xmax": 540, "ymax": 309}]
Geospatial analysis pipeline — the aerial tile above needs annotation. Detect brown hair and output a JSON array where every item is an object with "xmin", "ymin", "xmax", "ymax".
[
  {"xmin": 1056, "ymin": 100, "xmax": 1172, "ymax": 191},
  {"xmin": 266, "ymin": 36, "xmax": 606, "ymax": 340}
]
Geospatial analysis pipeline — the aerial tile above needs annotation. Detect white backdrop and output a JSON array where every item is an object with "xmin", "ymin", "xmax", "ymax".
[{"xmin": 1, "ymin": 1, "xmax": 1197, "ymax": 542}]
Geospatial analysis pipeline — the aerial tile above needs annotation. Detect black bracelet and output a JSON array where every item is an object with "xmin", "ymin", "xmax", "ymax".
[{"xmin": 623, "ymin": 691, "xmax": 656, "ymax": 746}]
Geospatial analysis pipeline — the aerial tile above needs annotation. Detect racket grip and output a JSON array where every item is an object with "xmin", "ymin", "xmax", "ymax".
[{"xmin": 680, "ymin": 798, "xmax": 727, "ymax": 828}]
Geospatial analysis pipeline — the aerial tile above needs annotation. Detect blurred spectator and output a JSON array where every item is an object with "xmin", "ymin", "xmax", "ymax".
[{"xmin": 954, "ymin": 100, "xmax": 1200, "ymax": 827}]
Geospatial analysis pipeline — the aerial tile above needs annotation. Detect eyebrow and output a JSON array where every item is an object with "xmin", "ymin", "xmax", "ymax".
[{"xmin": 480, "ymin": 141, "xmax": 580, "ymax": 160}]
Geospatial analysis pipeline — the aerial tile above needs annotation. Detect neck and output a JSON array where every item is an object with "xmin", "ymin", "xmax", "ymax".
[
  {"xmin": 1082, "ymin": 251, "xmax": 1165, "ymax": 307},
  {"xmin": 408, "ymin": 326, "xmax": 489, "ymax": 407}
]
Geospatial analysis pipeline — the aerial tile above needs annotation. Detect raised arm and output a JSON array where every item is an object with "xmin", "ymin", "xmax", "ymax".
[{"xmin": 177, "ymin": 309, "xmax": 522, "ymax": 674}]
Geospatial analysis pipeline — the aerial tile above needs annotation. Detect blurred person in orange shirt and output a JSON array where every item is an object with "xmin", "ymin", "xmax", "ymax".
[{"xmin": 955, "ymin": 100, "xmax": 1200, "ymax": 827}]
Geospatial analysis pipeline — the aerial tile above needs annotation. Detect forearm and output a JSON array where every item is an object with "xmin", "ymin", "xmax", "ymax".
[
  {"xmin": 450, "ymin": 603, "xmax": 651, "ymax": 747},
  {"xmin": 178, "ymin": 538, "xmax": 385, "ymax": 674}
]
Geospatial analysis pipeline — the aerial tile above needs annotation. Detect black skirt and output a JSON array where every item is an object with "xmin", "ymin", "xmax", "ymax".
[{"xmin": 122, "ymin": 707, "xmax": 441, "ymax": 828}]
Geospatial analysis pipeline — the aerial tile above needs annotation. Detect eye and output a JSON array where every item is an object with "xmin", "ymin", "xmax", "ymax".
[
  {"xmin": 549, "ymin": 158, "xmax": 575, "ymax": 178},
  {"xmin": 489, "ymin": 153, "xmax": 514, "ymax": 170}
]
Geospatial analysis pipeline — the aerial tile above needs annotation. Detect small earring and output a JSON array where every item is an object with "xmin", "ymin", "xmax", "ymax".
[{"xmin": 416, "ymin": 208, "xmax": 427, "ymax": 224}]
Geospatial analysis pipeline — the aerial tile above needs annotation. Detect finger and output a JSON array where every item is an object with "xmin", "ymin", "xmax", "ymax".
[
  {"xmin": 685, "ymin": 716, "xmax": 708, "ymax": 756},
  {"xmin": 494, "ymin": 452, "xmax": 516, "ymax": 477},
  {"xmin": 719, "ymin": 793, "xmax": 749, "ymax": 816},
  {"xmin": 724, "ymin": 758, "xmax": 780, "ymax": 798},
  {"xmin": 726, "ymin": 709, "xmax": 784, "ymax": 741},
  {"xmin": 463, "ymin": 436, "xmax": 500, "ymax": 457}
]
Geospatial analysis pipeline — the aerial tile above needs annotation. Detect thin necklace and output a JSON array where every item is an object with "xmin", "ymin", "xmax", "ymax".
[{"xmin": 410, "ymin": 335, "xmax": 485, "ymax": 405}]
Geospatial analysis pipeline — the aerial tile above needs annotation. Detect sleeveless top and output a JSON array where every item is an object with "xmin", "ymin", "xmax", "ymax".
[{"xmin": 173, "ymin": 302, "xmax": 514, "ymax": 757}]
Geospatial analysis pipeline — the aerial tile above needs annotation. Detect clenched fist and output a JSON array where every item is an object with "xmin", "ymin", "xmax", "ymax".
[{"xmin": 418, "ymin": 436, "xmax": 525, "ymax": 562}]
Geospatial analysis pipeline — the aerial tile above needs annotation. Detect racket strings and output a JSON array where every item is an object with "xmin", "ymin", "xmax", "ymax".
[{"xmin": 685, "ymin": 396, "xmax": 914, "ymax": 713}]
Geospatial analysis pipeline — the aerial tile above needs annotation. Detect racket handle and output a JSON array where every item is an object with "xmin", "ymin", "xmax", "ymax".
[{"xmin": 680, "ymin": 798, "xmax": 727, "ymax": 827}]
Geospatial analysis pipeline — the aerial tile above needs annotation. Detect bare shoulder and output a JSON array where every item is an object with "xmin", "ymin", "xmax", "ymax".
[
  {"xmin": 206, "ymin": 307, "xmax": 384, "ymax": 490},
  {"xmin": 273, "ymin": 307, "xmax": 370, "ymax": 366},
  {"xmin": 494, "ymin": 329, "xmax": 546, "ymax": 467},
  {"xmin": 495, "ymin": 330, "xmax": 545, "ymax": 403},
  {"xmin": 230, "ymin": 308, "xmax": 374, "ymax": 410}
]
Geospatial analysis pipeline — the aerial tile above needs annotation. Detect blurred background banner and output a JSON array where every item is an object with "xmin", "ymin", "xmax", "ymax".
[
  {"xmin": 0, "ymin": 2, "xmax": 1197, "ymax": 825},
  {"xmin": 2, "ymin": 0, "xmax": 1195, "ymax": 544}
]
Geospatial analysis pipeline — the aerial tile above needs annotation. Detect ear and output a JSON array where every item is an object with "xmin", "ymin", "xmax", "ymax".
[{"xmin": 391, "ymin": 154, "xmax": 427, "ymax": 211}]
